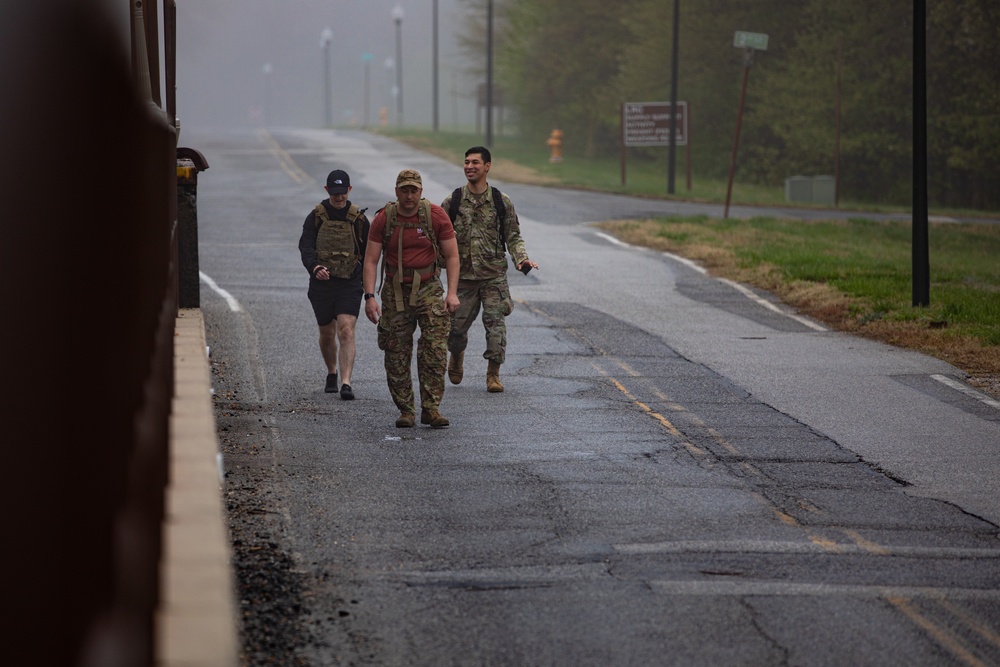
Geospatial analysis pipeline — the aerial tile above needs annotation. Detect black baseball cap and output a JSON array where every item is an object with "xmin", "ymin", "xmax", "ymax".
[{"xmin": 326, "ymin": 169, "xmax": 350, "ymax": 194}]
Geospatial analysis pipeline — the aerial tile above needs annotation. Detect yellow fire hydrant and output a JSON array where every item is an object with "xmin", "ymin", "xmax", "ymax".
[{"xmin": 547, "ymin": 129, "xmax": 563, "ymax": 163}]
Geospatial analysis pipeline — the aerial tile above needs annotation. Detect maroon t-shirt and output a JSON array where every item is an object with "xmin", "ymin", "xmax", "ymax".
[{"xmin": 370, "ymin": 201, "xmax": 455, "ymax": 278}]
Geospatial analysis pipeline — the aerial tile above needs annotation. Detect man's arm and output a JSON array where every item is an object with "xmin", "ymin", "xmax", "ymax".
[
  {"xmin": 501, "ymin": 198, "xmax": 538, "ymax": 272},
  {"xmin": 298, "ymin": 211, "xmax": 322, "ymax": 274},
  {"xmin": 439, "ymin": 236, "xmax": 460, "ymax": 313},
  {"xmin": 362, "ymin": 238, "xmax": 383, "ymax": 324}
]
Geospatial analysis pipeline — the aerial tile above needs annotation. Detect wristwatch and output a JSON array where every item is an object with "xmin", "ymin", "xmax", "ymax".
[{"xmin": 364, "ymin": 293, "xmax": 375, "ymax": 300}]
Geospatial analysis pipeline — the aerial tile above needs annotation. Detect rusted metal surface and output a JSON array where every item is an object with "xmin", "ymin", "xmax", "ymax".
[
  {"xmin": 177, "ymin": 146, "xmax": 210, "ymax": 172},
  {"xmin": 1, "ymin": 1, "xmax": 186, "ymax": 664}
]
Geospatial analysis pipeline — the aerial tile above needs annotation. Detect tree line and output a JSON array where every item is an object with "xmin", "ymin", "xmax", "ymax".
[{"xmin": 460, "ymin": 0, "xmax": 1000, "ymax": 210}]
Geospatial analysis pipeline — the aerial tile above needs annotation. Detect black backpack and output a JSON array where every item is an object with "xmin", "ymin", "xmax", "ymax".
[{"xmin": 447, "ymin": 186, "xmax": 508, "ymax": 253}]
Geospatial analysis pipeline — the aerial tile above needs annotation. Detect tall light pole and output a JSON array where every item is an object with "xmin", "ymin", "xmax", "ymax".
[
  {"xmin": 262, "ymin": 62, "xmax": 272, "ymax": 126},
  {"xmin": 485, "ymin": 0, "xmax": 494, "ymax": 146},
  {"xmin": 392, "ymin": 4, "xmax": 404, "ymax": 127},
  {"xmin": 362, "ymin": 52, "xmax": 373, "ymax": 129},
  {"xmin": 433, "ymin": 0, "xmax": 439, "ymax": 131},
  {"xmin": 384, "ymin": 56, "xmax": 395, "ymax": 125},
  {"xmin": 320, "ymin": 27, "xmax": 333, "ymax": 127}
]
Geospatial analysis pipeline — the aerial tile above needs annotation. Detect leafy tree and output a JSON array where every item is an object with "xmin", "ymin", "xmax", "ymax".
[
  {"xmin": 479, "ymin": 0, "xmax": 999, "ymax": 209},
  {"xmin": 749, "ymin": 0, "xmax": 914, "ymax": 203},
  {"xmin": 926, "ymin": 0, "xmax": 1000, "ymax": 208},
  {"xmin": 498, "ymin": 0, "xmax": 638, "ymax": 155}
]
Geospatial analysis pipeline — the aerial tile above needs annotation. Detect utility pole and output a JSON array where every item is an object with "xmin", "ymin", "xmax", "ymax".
[
  {"xmin": 320, "ymin": 28, "xmax": 333, "ymax": 127},
  {"xmin": 392, "ymin": 5, "xmax": 404, "ymax": 127},
  {"xmin": 668, "ymin": 0, "xmax": 679, "ymax": 194},
  {"xmin": 912, "ymin": 0, "xmax": 929, "ymax": 306},
  {"xmin": 486, "ymin": 0, "xmax": 494, "ymax": 146}
]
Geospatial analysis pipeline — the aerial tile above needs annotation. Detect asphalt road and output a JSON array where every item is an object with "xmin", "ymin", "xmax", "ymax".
[{"xmin": 191, "ymin": 127, "xmax": 1000, "ymax": 666}]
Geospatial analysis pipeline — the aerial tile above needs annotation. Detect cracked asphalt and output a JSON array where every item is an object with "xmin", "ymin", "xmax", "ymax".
[{"xmin": 194, "ymin": 128, "xmax": 1000, "ymax": 666}]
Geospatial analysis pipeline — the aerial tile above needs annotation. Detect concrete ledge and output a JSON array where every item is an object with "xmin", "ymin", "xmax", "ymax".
[{"xmin": 156, "ymin": 308, "xmax": 238, "ymax": 667}]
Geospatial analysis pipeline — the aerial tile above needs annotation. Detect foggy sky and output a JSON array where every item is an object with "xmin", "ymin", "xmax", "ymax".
[{"xmin": 174, "ymin": 0, "xmax": 480, "ymax": 133}]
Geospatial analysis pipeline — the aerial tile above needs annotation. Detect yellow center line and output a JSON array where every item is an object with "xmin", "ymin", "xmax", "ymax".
[
  {"xmin": 808, "ymin": 535, "xmax": 844, "ymax": 552},
  {"xmin": 614, "ymin": 359, "xmax": 642, "ymax": 377},
  {"xmin": 600, "ymin": 363, "xmax": 861, "ymax": 557},
  {"xmin": 887, "ymin": 597, "xmax": 989, "ymax": 667},
  {"xmin": 842, "ymin": 528, "xmax": 892, "ymax": 556},
  {"xmin": 600, "ymin": 368, "xmax": 705, "ymax": 455},
  {"xmin": 596, "ymin": 357, "xmax": 991, "ymax": 663},
  {"xmin": 256, "ymin": 128, "xmax": 311, "ymax": 184},
  {"xmin": 935, "ymin": 597, "xmax": 1000, "ymax": 651},
  {"xmin": 773, "ymin": 509, "xmax": 800, "ymax": 527}
]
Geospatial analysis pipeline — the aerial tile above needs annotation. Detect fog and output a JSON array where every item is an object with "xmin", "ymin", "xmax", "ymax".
[{"xmin": 174, "ymin": 0, "xmax": 481, "ymax": 133}]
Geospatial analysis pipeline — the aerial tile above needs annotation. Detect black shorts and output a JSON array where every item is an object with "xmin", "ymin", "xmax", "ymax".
[{"xmin": 308, "ymin": 276, "xmax": 363, "ymax": 326}]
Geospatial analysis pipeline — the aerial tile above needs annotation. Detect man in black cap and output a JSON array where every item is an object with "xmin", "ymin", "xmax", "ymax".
[{"xmin": 298, "ymin": 169, "xmax": 370, "ymax": 399}]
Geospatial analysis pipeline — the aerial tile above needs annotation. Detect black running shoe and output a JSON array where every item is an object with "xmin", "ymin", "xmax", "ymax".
[
  {"xmin": 324, "ymin": 373, "xmax": 339, "ymax": 393},
  {"xmin": 340, "ymin": 384, "xmax": 354, "ymax": 400}
]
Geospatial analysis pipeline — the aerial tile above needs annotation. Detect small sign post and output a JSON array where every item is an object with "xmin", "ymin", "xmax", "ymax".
[
  {"xmin": 733, "ymin": 31, "xmax": 769, "ymax": 51},
  {"xmin": 724, "ymin": 31, "xmax": 768, "ymax": 219}
]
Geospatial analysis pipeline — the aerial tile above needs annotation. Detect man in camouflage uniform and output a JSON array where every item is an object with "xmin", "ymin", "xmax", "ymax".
[
  {"xmin": 362, "ymin": 169, "xmax": 460, "ymax": 428},
  {"xmin": 441, "ymin": 147, "xmax": 538, "ymax": 393}
]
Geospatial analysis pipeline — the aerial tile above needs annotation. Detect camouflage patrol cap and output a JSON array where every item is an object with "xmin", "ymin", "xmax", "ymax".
[{"xmin": 396, "ymin": 169, "xmax": 422, "ymax": 189}]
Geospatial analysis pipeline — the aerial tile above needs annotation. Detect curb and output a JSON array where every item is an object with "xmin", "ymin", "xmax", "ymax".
[{"xmin": 156, "ymin": 308, "xmax": 238, "ymax": 666}]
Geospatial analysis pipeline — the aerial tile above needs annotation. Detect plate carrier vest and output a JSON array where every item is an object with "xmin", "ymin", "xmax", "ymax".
[{"xmin": 314, "ymin": 203, "xmax": 364, "ymax": 279}]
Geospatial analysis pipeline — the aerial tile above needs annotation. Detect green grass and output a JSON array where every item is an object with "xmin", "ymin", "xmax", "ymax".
[{"xmin": 611, "ymin": 214, "xmax": 1000, "ymax": 354}]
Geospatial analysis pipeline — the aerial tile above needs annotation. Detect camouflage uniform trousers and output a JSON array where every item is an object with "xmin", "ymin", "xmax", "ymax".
[
  {"xmin": 377, "ymin": 278, "xmax": 451, "ymax": 415},
  {"xmin": 448, "ymin": 275, "xmax": 514, "ymax": 364}
]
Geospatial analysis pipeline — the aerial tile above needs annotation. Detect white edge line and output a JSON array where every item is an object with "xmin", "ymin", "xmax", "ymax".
[
  {"xmin": 648, "ymin": 579, "xmax": 1000, "ymax": 600},
  {"xmin": 931, "ymin": 374, "xmax": 1000, "ymax": 411},
  {"xmin": 593, "ymin": 230, "xmax": 826, "ymax": 332},
  {"xmin": 717, "ymin": 277, "xmax": 827, "ymax": 332},
  {"xmin": 199, "ymin": 271, "xmax": 242, "ymax": 312}
]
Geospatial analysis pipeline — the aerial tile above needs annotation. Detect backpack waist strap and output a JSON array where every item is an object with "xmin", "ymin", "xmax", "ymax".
[{"xmin": 387, "ymin": 263, "xmax": 439, "ymax": 309}]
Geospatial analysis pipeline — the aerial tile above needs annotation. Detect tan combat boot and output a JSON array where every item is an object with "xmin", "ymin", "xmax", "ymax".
[
  {"xmin": 448, "ymin": 351, "xmax": 464, "ymax": 385},
  {"xmin": 420, "ymin": 408, "xmax": 450, "ymax": 428},
  {"xmin": 487, "ymin": 360, "xmax": 504, "ymax": 393}
]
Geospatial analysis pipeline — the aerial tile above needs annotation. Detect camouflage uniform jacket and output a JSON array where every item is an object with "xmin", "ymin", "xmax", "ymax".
[{"xmin": 442, "ymin": 185, "xmax": 529, "ymax": 281}]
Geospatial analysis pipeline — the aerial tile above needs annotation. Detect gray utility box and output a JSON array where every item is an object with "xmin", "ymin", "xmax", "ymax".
[{"xmin": 785, "ymin": 175, "xmax": 835, "ymax": 205}]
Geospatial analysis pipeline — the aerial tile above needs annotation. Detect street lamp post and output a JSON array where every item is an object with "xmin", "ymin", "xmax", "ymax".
[
  {"xmin": 320, "ymin": 27, "xmax": 333, "ymax": 127},
  {"xmin": 384, "ymin": 56, "xmax": 395, "ymax": 125},
  {"xmin": 433, "ymin": 0, "xmax": 439, "ymax": 131},
  {"xmin": 262, "ymin": 62, "xmax": 272, "ymax": 126},
  {"xmin": 392, "ymin": 5, "xmax": 404, "ymax": 127},
  {"xmin": 362, "ymin": 53, "xmax": 373, "ymax": 129}
]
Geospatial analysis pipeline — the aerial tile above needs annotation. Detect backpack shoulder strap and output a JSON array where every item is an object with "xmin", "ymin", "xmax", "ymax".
[
  {"xmin": 421, "ymin": 199, "xmax": 438, "ymax": 253},
  {"xmin": 381, "ymin": 202, "xmax": 396, "ymax": 245},
  {"xmin": 313, "ymin": 202, "xmax": 328, "ymax": 228},
  {"xmin": 491, "ymin": 187, "xmax": 508, "ymax": 253},
  {"xmin": 343, "ymin": 204, "xmax": 366, "ymax": 257},
  {"xmin": 447, "ymin": 187, "xmax": 463, "ymax": 222},
  {"xmin": 491, "ymin": 187, "xmax": 506, "ymax": 224}
]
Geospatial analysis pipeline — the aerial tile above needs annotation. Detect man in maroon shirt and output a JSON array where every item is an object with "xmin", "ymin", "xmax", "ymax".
[{"xmin": 362, "ymin": 169, "xmax": 460, "ymax": 428}]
